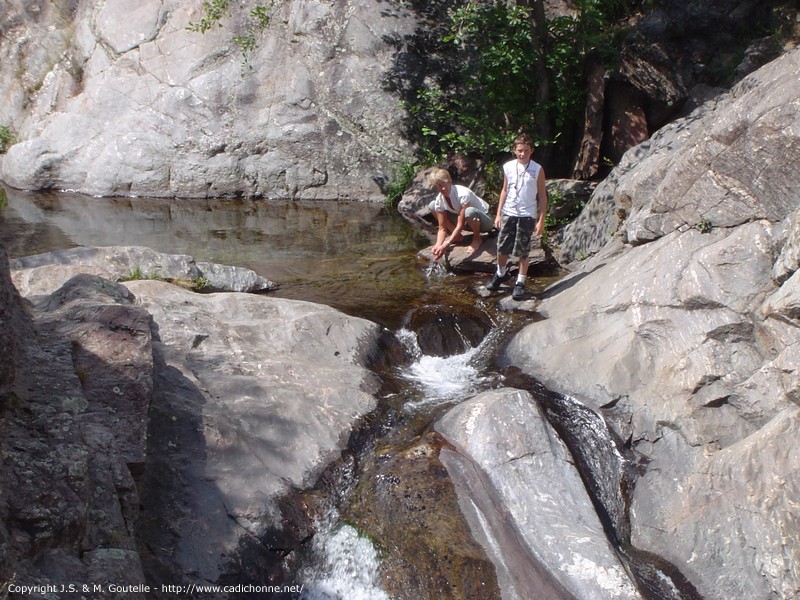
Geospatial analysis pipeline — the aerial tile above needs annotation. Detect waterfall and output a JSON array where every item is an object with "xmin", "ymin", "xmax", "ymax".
[
  {"xmin": 298, "ymin": 510, "xmax": 390, "ymax": 600},
  {"xmin": 395, "ymin": 326, "xmax": 497, "ymax": 410}
]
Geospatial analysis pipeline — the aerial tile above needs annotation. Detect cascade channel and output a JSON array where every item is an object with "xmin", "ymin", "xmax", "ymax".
[{"xmin": 0, "ymin": 189, "xmax": 703, "ymax": 599}]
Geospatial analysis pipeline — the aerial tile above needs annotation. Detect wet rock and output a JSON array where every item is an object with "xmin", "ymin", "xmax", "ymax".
[
  {"xmin": 405, "ymin": 304, "xmax": 494, "ymax": 357},
  {"xmin": 342, "ymin": 432, "xmax": 502, "ymax": 600},
  {"xmin": 436, "ymin": 389, "xmax": 642, "ymax": 600},
  {"xmin": 416, "ymin": 235, "xmax": 548, "ymax": 275}
]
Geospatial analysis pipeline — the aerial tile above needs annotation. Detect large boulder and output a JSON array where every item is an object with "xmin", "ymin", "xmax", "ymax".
[
  {"xmin": 2, "ymin": 246, "xmax": 388, "ymax": 589},
  {"xmin": 504, "ymin": 49, "xmax": 800, "ymax": 598},
  {"xmin": 435, "ymin": 389, "xmax": 642, "ymax": 600},
  {"xmin": 127, "ymin": 280, "xmax": 384, "ymax": 585},
  {"xmin": 0, "ymin": 0, "xmax": 416, "ymax": 200},
  {"xmin": 0, "ymin": 255, "xmax": 150, "ymax": 595}
]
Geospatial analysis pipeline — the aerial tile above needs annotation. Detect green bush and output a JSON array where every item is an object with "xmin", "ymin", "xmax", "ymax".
[
  {"xmin": 384, "ymin": 161, "xmax": 419, "ymax": 208},
  {"xmin": 409, "ymin": 0, "xmax": 642, "ymax": 164},
  {"xmin": 187, "ymin": 1, "xmax": 273, "ymax": 67},
  {"xmin": 0, "ymin": 125, "xmax": 16, "ymax": 153}
]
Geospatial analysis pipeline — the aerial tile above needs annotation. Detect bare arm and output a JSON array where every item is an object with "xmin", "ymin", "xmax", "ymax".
[
  {"xmin": 535, "ymin": 168, "xmax": 548, "ymax": 236},
  {"xmin": 432, "ymin": 205, "xmax": 468, "ymax": 259},
  {"xmin": 495, "ymin": 175, "xmax": 508, "ymax": 229}
]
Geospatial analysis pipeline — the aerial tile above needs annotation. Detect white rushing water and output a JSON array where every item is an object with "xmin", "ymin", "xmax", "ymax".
[
  {"xmin": 299, "ymin": 510, "xmax": 390, "ymax": 600},
  {"xmin": 396, "ymin": 327, "xmax": 493, "ymax": 410},
  {"xmin": 296, "ymin": 326, "xmax": 495, "ymax": 599}
]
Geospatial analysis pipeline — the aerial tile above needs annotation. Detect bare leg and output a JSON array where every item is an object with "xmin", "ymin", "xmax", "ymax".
[
  {"xmin": 497, "ymin": 254, "xmax": 509, "ymax": 271},
  {"xmin": 468, "ymin": 218, "xmax": 482, "ymax": 253},
  {"xmin": 518, "ymin": 256, "xmax": 530, "ymax": 277}
]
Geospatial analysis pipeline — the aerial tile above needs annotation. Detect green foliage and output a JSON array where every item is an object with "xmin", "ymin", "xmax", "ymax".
[
  {"xmin": 482, "ymin": 160, "xmax": 503, "ymax": 208},
  {"xmin": 120, "ymin": 266, "xmax": 160, "ymax": 282},
  {"xmin": 410, "ymin": 0, "xmax": 642, "ymax": 163},
  {"xmin": 544, "ymin": 188, "xmax": 568, "ymax": 228},
  {"xmin": 119, "ymin": 267, "xmax": 211, "ymax": 292},
  {"xmin": 187, "ymin": 0, "xmax": 231, "ymax": 34},
  {"xmin": 694, "ymin": 218, "xmax": 713, "ymax": 233},
  {"xmin": 408, "ymin": 1, "xmax": 540, "ymax": 162},
  {"xmin": 0, "ymin": 187, "xmax": 7, "ymax": 210},
  {"xmin": 0, "ymin": 125, "xmax": 16, "ymax": 154},
  {"xmin": 191, "ymin": 276, "xmax": 211, "ymax": 291},
  {"xmin": 232, "ymin": 4, "xmax": 273, "ymax": 65},
  {"xmin": 187, "ymin": 1, "xmax": 273, "ymax": 67},
  {"xmin": 384, "ymin": 161, "xmax": 420, "ymax": 208}
]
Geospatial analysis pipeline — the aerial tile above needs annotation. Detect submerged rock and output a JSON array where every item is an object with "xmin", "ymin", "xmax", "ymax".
[
  {"xmin": 342, "ymin": 432, "xmax": 502, "ymax": 600},
  {"xmin": 404, "ymin": 303, "xmax": 494, "ymax": 357}
]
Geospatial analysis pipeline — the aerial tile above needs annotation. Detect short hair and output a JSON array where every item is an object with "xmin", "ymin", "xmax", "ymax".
[
  {"xmin": 428, "ymin": 168, "xmax": 452, "ymax": 188},
  {"xmin": 513, "ymin": 133, "xmax": 534, "ymax": 149}
]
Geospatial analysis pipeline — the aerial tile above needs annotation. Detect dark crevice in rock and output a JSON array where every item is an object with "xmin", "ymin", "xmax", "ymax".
[{"xmin": 502, "ymin": 368, "xmax": 704, "ymax": 600}]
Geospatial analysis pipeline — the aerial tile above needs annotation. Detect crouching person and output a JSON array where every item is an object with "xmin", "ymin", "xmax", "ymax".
[{"xmin": 428, "ymin": 168, "xmax": 494, "ymax": 260}]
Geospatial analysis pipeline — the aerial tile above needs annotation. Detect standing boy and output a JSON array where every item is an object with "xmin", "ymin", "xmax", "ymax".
[
  {"xmin": 428, "ymin": 168, "xmax": 494, "ymax": 260},
  {"xmin": 485, "ymin": 133, "xmax": 548, "ymax": 300}
]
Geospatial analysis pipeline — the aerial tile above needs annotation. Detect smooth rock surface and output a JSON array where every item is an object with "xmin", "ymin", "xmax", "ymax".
[
  {"xmin": 0, "ymin": 0, "xmax": 416, "ymax": 200},
  {"xmin": 505, "ymin": 49, "xmax": 800, "ymax": 598},
  {"xmin": 436, "ymin": 389, "xmax": 642, "ymax": 600},
  {"xmin": 127, "ymin": 280, "xmax": 383, "ymax": 583},
  {"xmin": 1, "ymin": 246, "xmax": 387, "ymax": 589},
  {"xmin": 10, "ymin": 245, "xmax": 277, "ymax": 295}
]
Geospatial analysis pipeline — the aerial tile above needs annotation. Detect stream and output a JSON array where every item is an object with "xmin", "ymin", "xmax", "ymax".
[{"xmin": 0, "ymin": 187, "xmax": 700, "ymax": 599}]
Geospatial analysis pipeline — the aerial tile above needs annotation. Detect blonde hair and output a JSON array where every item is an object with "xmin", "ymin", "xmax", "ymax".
[{"xmin": 428, "ymin": 168, "xmax": 452, "ymax": 188}]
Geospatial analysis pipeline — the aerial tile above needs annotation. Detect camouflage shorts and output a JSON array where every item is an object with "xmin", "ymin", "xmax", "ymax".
[{"xmin": 497, "ymin": 216, "xmax": 536, "ymax": 257}]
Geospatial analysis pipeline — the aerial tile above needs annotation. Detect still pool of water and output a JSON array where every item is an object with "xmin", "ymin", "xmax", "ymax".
[{"xmin": 0, "ymin": 186, "xmax": 493, "ymax": 329}]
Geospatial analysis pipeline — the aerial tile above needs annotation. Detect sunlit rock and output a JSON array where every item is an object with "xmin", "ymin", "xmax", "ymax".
[{"xmin": 506, "ymin": 48, "xmax": 800, "ymax": 599}]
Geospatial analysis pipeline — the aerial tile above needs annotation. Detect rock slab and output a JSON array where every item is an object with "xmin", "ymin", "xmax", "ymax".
[
  {"xmin": 436, "ymin": 389, "xmax": 642, "ymax": 600},
  {"xmin": 505, "ymin": 49, "xmax": 800, "ymax": 599}
]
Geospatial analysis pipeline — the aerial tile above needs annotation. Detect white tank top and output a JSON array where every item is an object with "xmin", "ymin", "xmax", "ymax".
[{"xmin": 502, "ymin": 159, "xmax": 541, "ymax": 218}]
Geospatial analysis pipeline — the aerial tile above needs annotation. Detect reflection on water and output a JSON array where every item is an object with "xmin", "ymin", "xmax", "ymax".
[{"xmin": 0, "ymin": 186, "xmax": 489, "ymax": 328}]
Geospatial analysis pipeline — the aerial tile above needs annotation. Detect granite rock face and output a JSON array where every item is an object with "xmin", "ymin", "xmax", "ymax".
[
  {"xmin": 503, "ymin": 49, "xmax": 800, "ymax": 599},
  {"xmin": 0, "ymin": 250, "xmax": 150, "ymax": 596},
  {"xmin": 0, "ymin": 246, "xmax": 386, "ymax": 590},
  {"xmin": 436, "ymin": 389, "xmax": 642, "ymax": 600},
  {"xmin": 0, "ymin": 0, "xmax": 416, "ymax": 200},
  {"xmin": 128, "ymin": 280, "xmax": 384, "ymax": 584}
]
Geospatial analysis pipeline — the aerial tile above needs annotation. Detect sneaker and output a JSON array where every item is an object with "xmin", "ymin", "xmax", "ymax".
[
  {"xmin": 485, "ymin": 270, "xmax": 512, "ymax": 291},
  {"xmin": 512, "ymin": 282, "xmax": 525, "ymax": 301}
]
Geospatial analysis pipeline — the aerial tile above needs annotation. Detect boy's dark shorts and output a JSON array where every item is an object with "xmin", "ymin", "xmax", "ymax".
[{"xmin": 498, "ymin": 216, "xmax": 536, "ymax": 257}]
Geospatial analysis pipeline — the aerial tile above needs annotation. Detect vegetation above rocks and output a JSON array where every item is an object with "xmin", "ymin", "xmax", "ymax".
[
  {"xmin": 408, "ymin": 0, "xmax": 641, "ymax": 163},
  {"xmin": 119, "ymin": 266, "xmax": 210, "ymax": 292},
  {"xmin": 187, "ymin": 0, "xmax": 273, "ymax": 66},
  {"xmin": 0, "ymin": 125, "xmax": 15, "ymax": 154}
]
